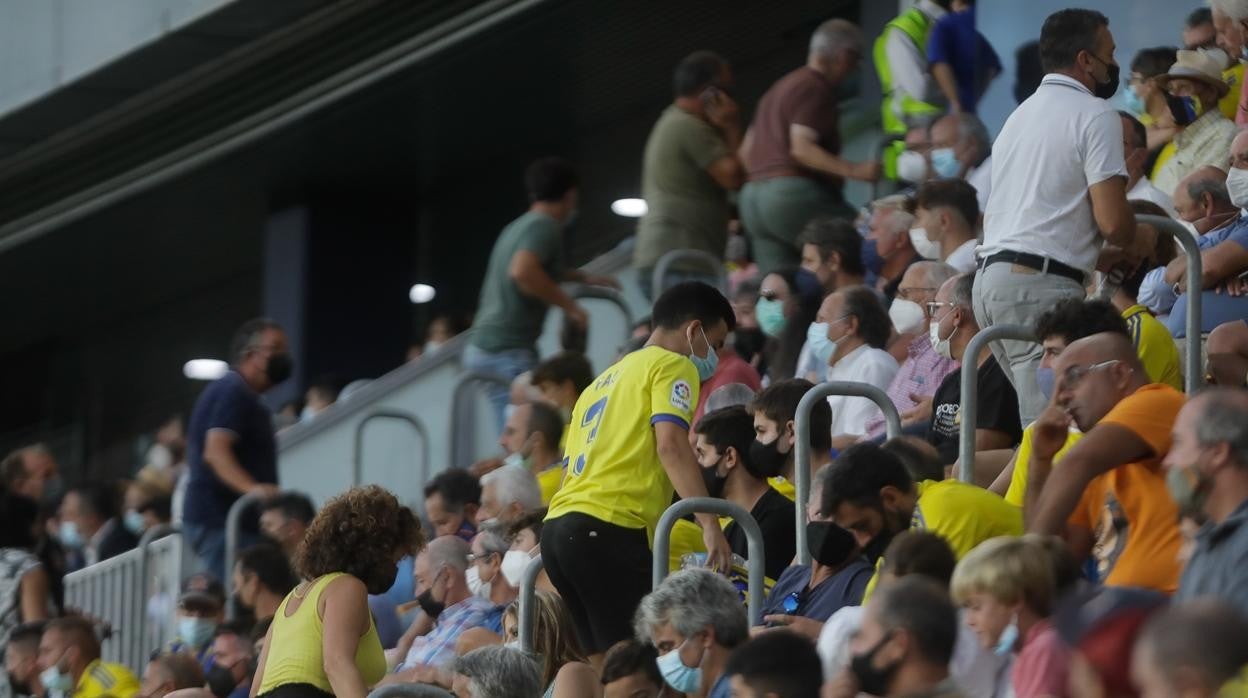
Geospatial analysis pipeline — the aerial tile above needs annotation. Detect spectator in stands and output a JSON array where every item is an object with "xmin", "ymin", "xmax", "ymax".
[
  {"xmin": 450, "ymin": 646, "xmax": 542, "ymax": 698},
  {"xmin": 257, "ymin": 492, "xmax": 315, "ymax": 563},
  {"xmin": 302, "ymin": 375, "xmax": 341, "ymax": 421},
  {"xmin": 1059, "ymin": 587, "xmax": 1167, "ymax": 698},
  {"xmin": 465, "ymin": 157, "xmax": 617, "ymax": 422},
  {"xmin": 477, "ymin": 466, "xmax": 542, "ymax": 531},
  {"xmin": 0, "ymin": 445, "xmax": 59, "ymax": 506},
  {"xmin": 739, "ymin": 19, "xmax": 878, "ymax": 274},
  {"xmin": 5, "ymin": 622, "xmax": 44, "ymax": 698},
  {"xmin": 823, "ymin": 443, "xmax": 1021, "ymax": 568},
  {"xmin": 256, "ymin": 485, "xmax": 421, "ymax": 698},
  {"xmin": 1212, "ymin": 0, "xmax": 1248, "ymax": 125},
  {"xmin": 544, "ymin": 282, "xmax": 736, "ymax": 660},
  {"xmin": 1151, "ymin": 50, "xmax": 1236, "ymax": 197},
  {"xmin": 168, "ymin": 573, "xmax": 225, "ymax": 668},
  {"xmin": 874, "ymin": 1, "xmax": 949, "ymax": 139},
  {"xmin": 0, "ymin": 493, "xmax": 50, "ymax": 669},
  {"xmin": 951, "ymin": 536, "xmax": 1070, "ymax": 698},
  {"xmin": 1187, "ymin": 7, "xmax": 1220, "ymax": 51},
  {"xmin": 505, "ymin": 508, "xmax": 543, "ymax": 563},
  {"xmin": 865, "ymin": 196, "xmax": 920, "ymax": 304},
  {"xmin": 530, "ymin": 352, "xmax": 594, "ymax": 424},
  {"xmin": 881, "ymin": 437, "xmax": 946, "ymax": 483},
  {"xmin": 691, "ymin": 343, "xmax": 762, "ymax": 429},
  {"xmin": 1125, "ymin": 47, "xmax": 1180, "ymax": 152},
  {"xmin": 926, "ymin": 274, "xmax": 1021, "ymax": 470},
  {"xmin": 1027, "ymin": 333, "xmax": 1185, "ymax": 593},
  {"xmin": 204, "ymin": 622, "xmax": 253, "ymax": 698},
  {"xmin": 37, "ymin": 617, "xmax": 139, "ymax": 698},
  {"xmin": 466, "ymin": 525, "xmax": 514, "ymax": 635},
  {"xmin": 635, "ymin": 569, "xmax": 747, "ymax": 698},
  {"xmin": 927, "ymin": 0, "xmax": 1000, "ymax": 118},
  {"xmin": 798, "ymin": 217, "xmax": 867, "ymax": 296},
  {"xmin": 423, "ymin": 470, "xmax": 480, "ymax": 541},
  {"xmin": 693, "ymin": 406, "xmax": 794, "ymax": 581},
  {"xmin": 759, "ymin": 466, "xmax": 871, "ymax": 637},
  {"xmin": 724, "ymin": 631, "xmax": 821, "ymax": 698},
  {"xmin": 927, "ymin": 112, "xmax": 994, "ymax": 213},
  {"xmin": 826, "ymin": 577, "xmax": 960, "ymax": 698},
  {"xmin": 233, "ymin": 544, "xmax": 297, "ymax": 623},
  {"xmin": 498, "ymin": 402, "xmax": 565, "ymax": 506},
  {"xmin": 814, "ymin": 286, "xmax": 899, "ymax": 447},
  {"xmin": 1131, "ymin": 600, "xmax": 1248, "ymax": 698},
  {"xmin": 913, "ymin": 180, "xmax": 980, "ymax": 273},
  {"xmin": 1120, "ymin": 111, "xmax": 1178, "ymax": 218},
  {"xmin": 600, "ymin": 640, "xmax": 662, "ymax": 698},
  {"xmin": 184, "ymin": 318, "xmax": 289, "ymax": 581},
  {"xmin": 1209, "ymin": 318, "xmax": 1248, "ymax": 386},
  {"xmin": 1165, "ymin": 388, "xmax": 1248, "ymax": 612},
  {"xmin": 633, "ymin": 51, "xmax": 744, "ymax": 297},
  {"xmin": 123, "ymin": 482, "xmax": 171, "ymax": 538},
  {"xmin": 498, "ymin": 591, "xmax": 599, "ymax": 698},
  {"xmin": 59, "ymin": 483, "xmax": 137, "ymax": 569},
  {"xmin": 866, "ymin": 262, "xmax": 959, "ymax": 440},
  {"xmin": 141, "ymin": 652, "xmax": 203, "ymax": 698},
  {"xmin": 748, "ymin": 379, "xmax": 834, "ymax": 501},
  {"xmin": 977, "ymin": 8, "xmax": 1144, "ymax": 427},
  {"xmin": 756, "ymin": 267, "xmax": 822, "ymax": 383}
]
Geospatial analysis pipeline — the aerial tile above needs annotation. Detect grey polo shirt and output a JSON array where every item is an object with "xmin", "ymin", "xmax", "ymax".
[{"xmin": 1177, "ymin": 500, "xmax": 1248, "ymax": 614}]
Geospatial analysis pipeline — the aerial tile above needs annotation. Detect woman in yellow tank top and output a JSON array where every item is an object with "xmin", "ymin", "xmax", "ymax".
[{"xmin": 252, "ymin": 486, "xmax": 423, "ymax": 698}]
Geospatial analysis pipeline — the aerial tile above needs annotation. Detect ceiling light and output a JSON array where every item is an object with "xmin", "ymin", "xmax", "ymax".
[
  {"xmin": 409, "ymin": 283, "xmax": 437, "ymax": 304},
  {"xmin": 183, "ymin": 359, "xmax": 228, "ymax": 381},
  {"xmin": 611, "ymin": 198, "xmax": 648, "ymax": 217}
]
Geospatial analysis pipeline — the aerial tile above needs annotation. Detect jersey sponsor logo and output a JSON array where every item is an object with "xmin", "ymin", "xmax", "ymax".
[{"xmin": 670, "ymin": 380, "xmax": 692, "ymax": 412}]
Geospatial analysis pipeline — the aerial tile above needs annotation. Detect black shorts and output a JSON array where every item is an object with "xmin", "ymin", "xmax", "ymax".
[{"xmin": 542, "ymin": 512, "xmax": 654, "ymax": 654}]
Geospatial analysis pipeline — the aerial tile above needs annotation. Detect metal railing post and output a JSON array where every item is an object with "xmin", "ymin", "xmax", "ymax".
[
  {"xmin": 224, "ymin": 491, "xmax": 263, "ymax": 619},
  {"xmin": 794, "ymin": 382, "xmax": 901, "ymax": 566},
  {"xmin": 958, "ymin": 325, "xmax": 1036, "ymax": 483},
  {"xmin": 138, "ymin": 524, "xmax": 180, "ymax": 658},
  {"xmin": 516, "ymin": 554, "xmax": 544, "ymax": 653},
  {"xmin": 353, "ymin": 410, "xmax": 431, "ymax": 487},
  {"xmin": 651, "ymin": 249, "xmax": 726, "ymax": 296},
  {"xmin": 449, "ymin": 370, "xmax": 512, "ymax": 468},
  {"xmin": 651, "ymin": 497, "xmax": 765, "ymax": 626},
  {"xmin": 1137, "ymin": 214, "xmax": 1203, "ymax": 392}
]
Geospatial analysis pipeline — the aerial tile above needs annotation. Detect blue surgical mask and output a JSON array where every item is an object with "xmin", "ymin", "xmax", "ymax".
[
  {"xmin": 123, "ymin": 510, "xmax": 146, "ymax": 536},
  {"xmin": 995, "ymin": 615, "xmax": 1019, "ymax": 656},
  {"xmin": 40, "ymin": 665, "xmax": 73, "ymax": 695},
  {"xmin": 59, "ymin": 521, "xmax": 83, "ymax": 549},
  {"xmin": 861, "ymin": 238, "xmax": 884, "ymax": 277},
  {"xmin": 755, "ymin": 297, "xmax": 786, "ymax": 338},
  {"xmin": 930, "ymin": 147, "xmax": 961, "ymax": 179},
  {"xmin": 1123, "ymin": 84, "xmax": 1146, "ymax": 116},
  {"xmin": 656, "ymin": 638, "xmax": 702, "ymax": 693},
  {"xmin": 1036, "ymin": 366, "xmax": 1056, "ymax": 402},
  {"xmin": 688, "ymin": 325, "xmax": 719, "ymax": 381},
  {"xmin": 178, "ymin": 617, "xmax": 218, "ymax": 648},
  {"xmin": 807, "ymin": 322, "xmax": 834, "ymax": 366}
]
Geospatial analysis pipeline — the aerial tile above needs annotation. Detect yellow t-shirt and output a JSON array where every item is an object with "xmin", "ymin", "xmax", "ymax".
[
  {"xmin": 1150, "ymin": 141, "xmax": 1176, "ymax": 181},
  {"xmin": 769, "ymin": 476, "xmax": 796, "ymax": 502},
  {"xmin": 537, "ymin": 465, "xmax": 564, "ymax": 506},
  {"xmin": 73, "ymin": 659, "xmax": 139, "ymax": 698},
  {"xmin": 1221, "ymin": 63, "xmax": 1244, "ymax": 121},
  {"xmin": 1005, "ymin": 424, "xmax": 1084, "ymax": 508},
  {"xmin": 668, "ymin": 518, "xmax": 708, "ymax": 572},
  {"xmin": 1124, "ymin": 304, "xmax": 1183, "ymax": 391},
  {"xmin": 547, "ymin": 346, "xmax": 700, "ymax": 537}
]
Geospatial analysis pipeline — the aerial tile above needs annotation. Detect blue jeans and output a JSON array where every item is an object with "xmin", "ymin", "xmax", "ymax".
[
  {"xmin": 184, "ymin": 521, "xmax": 260, "ymax": 583},
  {"xmin": 463, "ymin": 344, "xmax": 538, "ymax": 431}
]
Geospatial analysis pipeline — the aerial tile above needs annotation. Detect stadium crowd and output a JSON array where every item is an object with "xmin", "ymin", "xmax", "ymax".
[{"xmin": 8, "ymin": 2, "xmax": 1248, "ymax": 698}]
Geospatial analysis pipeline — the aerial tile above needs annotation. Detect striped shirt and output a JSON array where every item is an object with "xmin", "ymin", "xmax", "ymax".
[
  {"xmin": 865, "ymin": 334, "xmax": 958, "ymax": 438},
  {"xmin": 399, "ymin": 596, "xmax": 495, "ymax": 670}
]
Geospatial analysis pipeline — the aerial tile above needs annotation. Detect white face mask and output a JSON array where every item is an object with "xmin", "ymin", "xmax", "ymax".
[
  {"xmin": 501, "ymin": 549, "xmax": 532, "ymax": 587},
  {"xmin": 889, "ymin": 299, "xmax": 927, "ymax": 335},
  {"xmin": 1227, "ymin": 167, "xmax": 1248, "ymax": 209},
  {"xmin": 909, "ymin": 227, "xmax": 941, "ymax": 260},
  {"xmin": 929, "ymin": 313, "xmax": 955, "ymax": 360},
  {"xmin": 466, "ymin": 565, "xmax": 491, "ymax": 598},
  {"xmin": 896, "ymin": 149, "xmax": 928, "ymax": 183}
]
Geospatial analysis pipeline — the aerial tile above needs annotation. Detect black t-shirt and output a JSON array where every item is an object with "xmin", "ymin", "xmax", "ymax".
[
  {"xmin": 726, "ymin": 487, "xmax": 796, "ymax": 581},
  {"xmin": 927, "ymin": 356, "xmax": 1022, "ymax": 465}
]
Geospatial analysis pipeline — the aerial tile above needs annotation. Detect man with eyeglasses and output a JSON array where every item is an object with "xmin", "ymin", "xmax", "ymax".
[{"xmin": 1026, "ymin": 332, "xmax": 1185, "ymax": 593}]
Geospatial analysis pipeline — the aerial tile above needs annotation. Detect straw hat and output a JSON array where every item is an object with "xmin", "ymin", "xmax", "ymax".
[{"xmin": 1157, "ymin": 49, "xmax": 1231, "ymax": 98}]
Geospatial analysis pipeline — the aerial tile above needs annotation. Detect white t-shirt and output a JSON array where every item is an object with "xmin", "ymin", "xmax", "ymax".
[
  {"xmin": 981, "ymin": 73, "xmax": 1128, "ymax": 274},
  {"xmin": 826, "ymin": 345, "xmax": 899, "ymax": 438},
  {"xmin": 944, "ymin": 238, "xmax": 979, "ymax": 273},
  {"xmin": 966, "ymin": 155, "xmax": 993, "ymax": 213},
  {"xmin": 1128, "ymin": 177, "xmax": 1177, "ymax": 219}
]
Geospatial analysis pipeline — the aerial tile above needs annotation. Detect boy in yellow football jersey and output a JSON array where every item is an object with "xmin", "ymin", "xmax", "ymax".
[{"xmin": 544, "ymin": 282, "xmax": 736, "ymax": 660}]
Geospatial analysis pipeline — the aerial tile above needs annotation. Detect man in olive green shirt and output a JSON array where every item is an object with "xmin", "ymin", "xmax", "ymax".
[
  {"xmin": 633, "ymin": 51, "xmax": 746, "ymax": 298},
  {"xmin": 467, "ymin": 157, "xmax": 617, "ymax": 424}
]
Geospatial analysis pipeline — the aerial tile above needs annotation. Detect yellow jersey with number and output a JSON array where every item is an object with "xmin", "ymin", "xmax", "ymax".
[{"xmin": 547, "ymin": 345, "xmax": 699, "ymax": 536}]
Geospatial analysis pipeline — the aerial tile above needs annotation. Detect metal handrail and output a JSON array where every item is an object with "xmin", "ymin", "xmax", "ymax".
[
  {"xmin": 353, "ymin": 409, "xmax": 431, "ymax": 487},
  {"xmin": 794, "ymin": 382, "xmax": 901, "ymax": 566},
  {"xmin": 1137, "ymin": 214, "xmax": 1202, "ymax": 391},
  {"xmin": 516, "ymin": 554, "xmax": 544, "ymax": 653},
  {"xmin": 224, "ymin": 491, "xmax": 264, "ymax": 619},
  {"xmin": 958, "ymin": 324, "xmax": 1036, "ymax": 483},
  {"xmin": 448, "ymin": 370, "xmax": 511, "ymax": 468},
  {"xmin": 651, "ymin": 249, "xmax": 726, "ymax": 296},
  {"xmin": 651, "ymin": 497, "xmax": 765, "ymax": 626}
]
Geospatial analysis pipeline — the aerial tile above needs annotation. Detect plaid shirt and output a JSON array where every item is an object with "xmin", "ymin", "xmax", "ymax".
[
  {"xmin": 399, "ymin": 595, "xmax": 495, "ymax": 670},
  {"xmin": 865, "ymin": 334, "xmax": 958, "ymax": 438}
]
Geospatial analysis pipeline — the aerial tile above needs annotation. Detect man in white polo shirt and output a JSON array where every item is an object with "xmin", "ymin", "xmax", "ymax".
[{"xmin": 974, "ymin": 8, "xmax": 1145, "ymax": 425}]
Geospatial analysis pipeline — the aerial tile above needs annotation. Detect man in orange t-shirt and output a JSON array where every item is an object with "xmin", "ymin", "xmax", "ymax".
[{"xmin": 1025, "ymin": 332, "xmax": 1185, "ymax": 592}]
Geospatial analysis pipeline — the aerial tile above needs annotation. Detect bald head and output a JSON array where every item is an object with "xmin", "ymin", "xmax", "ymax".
[
  {"xmin": 904, "ymin": 261, "xmax": 958, "ymax": 290},
  {"xmin": 1133, "ymin": 600, "xmax": 1248, "ymax": 697},
  {"xmin": 1053, "ymin": 333, "xmax": 1148, "ymax": 431},
  {"xmin": 1060, "ymin": 332, "xmax": 1144, "ymax": 372},
  {"xmin": 1176, "ymin": 166, "xmax": 1236, "ymax": 229}
]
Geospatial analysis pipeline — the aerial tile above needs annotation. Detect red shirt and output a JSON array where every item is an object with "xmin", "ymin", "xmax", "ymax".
[
  {"xmin": 1012, "ymin": 618, "xmax": 1071, "ymax": 698},
  {"xmin": 693, "ymin": 349, "xmax": 762, "ymax": 426},
  {"xmin": 744, "ymin": 66, "xmax": 843, "ymax": 191}
]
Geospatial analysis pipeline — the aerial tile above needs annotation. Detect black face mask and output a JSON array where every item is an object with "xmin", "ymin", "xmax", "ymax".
[
  {"xmin": 701, "ymin": 460, "xmax": 728, "ymax": 499},
  {"xmin": 748, "ymin": 435, "xmax": 790, "ymax": 479},
  {"xmin": 415, "ymin": 570, "xmax": 446, "ymax": 619},
  {"xmin": 9, "ymin": 675, "xmax": 31, "ymax": 697},
  {"xmin": 850, "ymin": 632, "xmax": 900, "ymax": 696},
  {"xmin": 1165, "ymin": 92, "xmax": 1201, "ymax": 126},
  {"xmin": 265, "ymin": 353, "xmax": 293, "ymax": 385},
  {"xmin": 807, "ymin": 521, "xmax": 857, "ymax": 568},
  {"xmin": 862, "ymin": 528, "xmax": 894, "ymax": 566},
  {"xmin": 206, "ymin": 662, "xmax": 242, "ymax": 698},
  {"xmin": 733, "ymin": 328, "xmax": 766, "ymax": 364},
  {"xmin": 1089, "ymin": 53, "xmax": 1120, "ymax": 100}
]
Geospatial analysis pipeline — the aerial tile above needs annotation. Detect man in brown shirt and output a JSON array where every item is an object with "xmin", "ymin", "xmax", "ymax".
[{"xmin": 739, "ymin": 18, "xmax": 881, "ymax": 276}]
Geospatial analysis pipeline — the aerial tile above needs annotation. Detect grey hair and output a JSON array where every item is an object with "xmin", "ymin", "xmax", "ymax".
[
  {"xmin": 634, "ymin": 569, "xmax": 748, "ymax": 647},
  {"xmin": 1194, "ymin": 387, "xmax": 1248, "ymax": 466},
  {"xmin": 422, "ymin": 535, "xmax": 470, "ymax": 573},
  {"xmin": 947, "ymin": 273, "xmax": 975, "ymax": 311},
  {"xmin": 1186, "ymin": 170, "xmax": 1233, "ymax": 209},
  {"xmin": 910, "ymin": 261, "xmax": 958, "ymax": 290},
  {"xmin": 705, "ymin": 383, "xmax": 757, "ymax": 413},
  {"xmin": 809, "ymin": 18, "xmax": 863, "ymax": 59},
  {"xmin": 873, "ymin": 195, "xmax": 916, "ymax": 234},
  {"xmin": 1211, "ymin": 0, "xmax": 1248, "ymax": 22},
  {"xmin": 952, "ymin": 113, "xmax": 991, "ymax": 155},
  {"xmin": 475, "ymin": 522, "xmax": 511, "ymax": 557},
  {"xmin": 481, "ymin": 464, "xmax": 543, "ymax": 512},
  {"xmin": 452, "ymin": 646, "xmax": 543, "ymax": 698}
]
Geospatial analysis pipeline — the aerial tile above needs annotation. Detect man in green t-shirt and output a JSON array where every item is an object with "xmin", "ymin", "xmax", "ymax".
[
  {"xmin": 633, "ymin": 51, "xmax": 746, "ymax": 299},
  {"xmin": 466, "ymin": 157, "xmax": 617, "ymax": 423}
]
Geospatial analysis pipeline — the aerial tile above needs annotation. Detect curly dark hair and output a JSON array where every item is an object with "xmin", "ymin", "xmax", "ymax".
[{"xmin": 294, "ymin": 485, "xmax": 424, "ymax": 594}]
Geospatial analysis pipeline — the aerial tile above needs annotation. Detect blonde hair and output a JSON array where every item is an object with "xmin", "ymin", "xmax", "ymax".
[
  {"xmin": 950, "ymin": 536, "xmax": 1056, "ymax": 616},
  {"xmin": 503, "ymin": 590, "xmax": 589, "ymax": 687}
]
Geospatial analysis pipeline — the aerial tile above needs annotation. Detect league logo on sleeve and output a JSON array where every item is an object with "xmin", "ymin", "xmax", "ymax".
[{"xmin": 670, "ymin": 380, "xmax": 692, "ymax": 413}]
